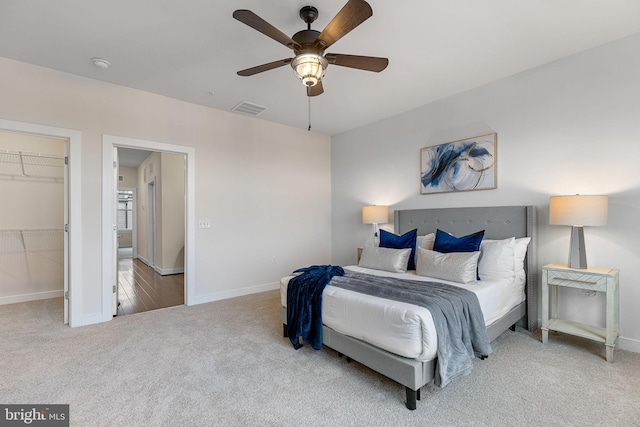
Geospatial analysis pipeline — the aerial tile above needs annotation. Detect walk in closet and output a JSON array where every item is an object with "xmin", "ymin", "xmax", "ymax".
[{"xmin": 0, "ymin": 131, "xmax": 65, "ymax": 305}]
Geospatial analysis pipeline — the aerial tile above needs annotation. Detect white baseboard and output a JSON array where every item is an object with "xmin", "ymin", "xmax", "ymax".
[
  {"xmin": 0, "ymin": 290, "xmax": 63, "ymax": 305},
  {"xmin": 135, "ymin": 256, "xmax": 183, "ymax": 276},
  {"xmin": 619, "ymin": 336, "xmax": 640, "ymax": 353},
  {"xmin": 194, "ymin": 281, "xmax": 279, "ymax": 305},
  {"xmin": 156, "ymin": 266, "xmax": 184, "ymax": 276}
]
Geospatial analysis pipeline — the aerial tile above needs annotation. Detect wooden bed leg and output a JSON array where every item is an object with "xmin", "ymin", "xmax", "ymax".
[
  {"xmin": 282, "ymin": 324, "xmax": 287, "ymax": 337},
  {"xmin": 510, "ymin": 324, "xmax": 516, "ymax": 331},
  {"xmin": 405, "ymin": 387, "xmax": 417, "ymax": 410},
  {"xmin": 417, "ymin": 389, "xmax": 421, "ymax": 401}
]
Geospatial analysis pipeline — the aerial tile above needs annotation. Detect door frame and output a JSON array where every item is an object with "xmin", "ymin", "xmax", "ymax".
[
  {"xmin": 0, "ymin": 118, "xmax": 82, "ymax": 326},
  {"xmin": 147, "ymin": 177, "xmax": 157, "ymax": 271},
  {"xmin": 102, "ymin": 135, "xmax": 195, "ymax": 321}
]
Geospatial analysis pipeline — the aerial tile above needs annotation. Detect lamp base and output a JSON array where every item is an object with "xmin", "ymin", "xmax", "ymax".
[
  {"xmin": 568, "ymin": 225, "xmax": 587, "ymax": 269},
  {"xmin": 373, "ymin": 224, "xmax": 379, "ymax": 246}
]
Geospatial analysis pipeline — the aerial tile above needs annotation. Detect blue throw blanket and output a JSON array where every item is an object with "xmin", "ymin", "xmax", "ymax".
[{"xmin": 286, "ymin": 265, "xmax": 345, "ymax": 350}]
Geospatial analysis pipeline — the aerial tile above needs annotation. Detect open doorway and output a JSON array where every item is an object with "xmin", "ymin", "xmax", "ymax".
[
  {"xmin": 0, "ymin": 130, "xmax": 67, "ymax": 319},
  {"xmin": 115, "ymin": 148, "xmax": 186, "ymax": 316},
  {"xmin": 0, "ymin": 119, "xmax": 81, "ymax": 327},
  {"xmin": 102, "ymin": 134, "xmax": 195, "ymax": 322}
]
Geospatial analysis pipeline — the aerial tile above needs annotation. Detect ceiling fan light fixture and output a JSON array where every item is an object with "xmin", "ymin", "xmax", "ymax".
[
  {"xmin": 291, "ymin": 53, "xmax": 328, "ymax": 87},
  {"xmin": 233, "ymin": 1, "xmax": 386, "ymax": 98}
]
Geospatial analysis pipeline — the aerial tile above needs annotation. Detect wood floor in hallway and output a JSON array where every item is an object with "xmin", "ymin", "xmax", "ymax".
[{"xmin": 116, "ymin": 258, "xmax": 183, "ymax": 316}]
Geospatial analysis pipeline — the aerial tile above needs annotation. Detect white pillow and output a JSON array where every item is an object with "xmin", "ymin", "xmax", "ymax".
[
  {"xmin": 358, "ymin": 245, "xmax": 412, "ymax": 273},
  {"xmin": 478, "ymin": 237, "xmax": 516, "ymax": 281},
  {"xmin": 479, "ymin": 237, "xmax": 531, "ymax": 281},
  {"xmin": 416, "ymin": 247, "xmax": 480, "ymax": 284},
  {"xmin": 514, "ymin": 237, "xmax": 531, "ymax": 280},
  {"xmin": 417, "ymin": 233, "xmax": 435, "ymax": 251},
  {"xmin": 415, "ymin": 233, "xmax": 435, "ymax": 266}
]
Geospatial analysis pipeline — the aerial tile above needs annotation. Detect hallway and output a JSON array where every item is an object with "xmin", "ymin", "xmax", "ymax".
[{"xmin": 116, "ymin": 258, "xmax": 183, "ymax": 316}]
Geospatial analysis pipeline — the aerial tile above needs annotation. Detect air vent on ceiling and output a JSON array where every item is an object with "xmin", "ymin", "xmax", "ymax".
[{"xmin": 232, "ymin": 101, "xmax": 268, "ymax": 117}]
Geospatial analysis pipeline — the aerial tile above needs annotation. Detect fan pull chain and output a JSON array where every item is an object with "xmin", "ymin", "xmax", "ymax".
[{"xmin": 308, "ymin": 97, "xmax": 312, "ymax": 131}]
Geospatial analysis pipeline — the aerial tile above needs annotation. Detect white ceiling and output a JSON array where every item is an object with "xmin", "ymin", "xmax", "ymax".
[
  {"xmin": 117, "ymin": 147, "xmax": 153, "ymax": 168},
  {"xmin": 0, "ymin": 1, "xmax": 639, "ymax": 136}
]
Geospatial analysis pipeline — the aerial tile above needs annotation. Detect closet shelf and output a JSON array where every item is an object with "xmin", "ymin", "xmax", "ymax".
[
  {"xmin": 0, "ymin": 149, "xmax": 64, "ymax": 179},
  {"xmin": 0, "ymin": 229, "xmax": 64, "ymax": 253}
]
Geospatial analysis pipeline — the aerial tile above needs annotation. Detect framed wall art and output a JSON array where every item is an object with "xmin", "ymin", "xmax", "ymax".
[{"xmin": 420, "ymin": 133, "xmax": 497, "ymax": 194}]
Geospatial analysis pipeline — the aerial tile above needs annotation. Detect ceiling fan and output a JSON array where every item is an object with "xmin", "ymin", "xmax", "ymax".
[{"xmin": 233, "ymin": 0, "xmax": 389, "ymax": 97}]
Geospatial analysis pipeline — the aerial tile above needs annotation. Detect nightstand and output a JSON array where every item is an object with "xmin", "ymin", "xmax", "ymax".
[
  {"xmin": 357, "ymin": 247, "xmax": 363, "ymax": 264},
  {"xmin": 541, "ymin": 263, "xmax": 619, "ymax": 362}
]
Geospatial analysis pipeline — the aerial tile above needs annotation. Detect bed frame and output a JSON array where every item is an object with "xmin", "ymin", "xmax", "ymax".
[{"xmin": 280, "ymin": 205, "xmax": 537, "ymax": 409}]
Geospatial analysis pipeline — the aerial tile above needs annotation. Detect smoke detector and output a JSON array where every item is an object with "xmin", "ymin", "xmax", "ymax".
[{"xmin": 92, "ymin": 57, "xmax": 110, "ymax": 69}]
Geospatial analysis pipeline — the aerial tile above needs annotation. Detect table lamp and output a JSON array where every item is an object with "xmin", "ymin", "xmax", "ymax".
[
  {"xmin": 362, "ymin": 205, "xmax": 389, "ymax": 246},
  {"xmin": 549, "ymin": 194, "xmax": 608, "ymax": 269}
]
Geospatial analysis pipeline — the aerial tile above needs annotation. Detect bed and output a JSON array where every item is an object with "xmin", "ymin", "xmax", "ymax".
[{"xmin": 279, "ymin": 206, "xmax": 538, "ymax": 409}]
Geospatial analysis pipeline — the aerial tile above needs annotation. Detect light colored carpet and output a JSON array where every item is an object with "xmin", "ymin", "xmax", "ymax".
[{"xmin": 1, "ymin": 290, "xmax": 639, "ymax": 427}]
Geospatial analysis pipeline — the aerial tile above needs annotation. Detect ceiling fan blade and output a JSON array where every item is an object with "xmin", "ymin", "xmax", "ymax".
[
  {"xmin": 307, "ymin": 80, "xmax": 324, "ymax": 97},
  {"xmin": 237, "ymin": 58, "xmax": 293, "ymax": 77},
  {"xmin": 314, "ymin": 0, "xmax": 373, "ymax": 50},
  {"xmin": 233, "ymin": 10, "xmax": 301, "ymax": 50},
  {"xmin": 325, "ymin": 53, "xmax": 388, "ymax": 72}
]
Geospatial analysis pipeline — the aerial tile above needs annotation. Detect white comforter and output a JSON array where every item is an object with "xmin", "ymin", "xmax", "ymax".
[{"xmin": 280, "ymin": 265, "xmax": 525, "ymax": 361}]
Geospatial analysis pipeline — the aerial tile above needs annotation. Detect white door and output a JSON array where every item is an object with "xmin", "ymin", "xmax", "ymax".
[{"xmin": 112, "ymin": 147, "xmax": 119, "ymax": 315}]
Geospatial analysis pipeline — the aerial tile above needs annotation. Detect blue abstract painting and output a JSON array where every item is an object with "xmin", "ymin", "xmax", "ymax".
[{"xmin": 421, "ymin": 133, "xmax": 496, "ymax": 194}]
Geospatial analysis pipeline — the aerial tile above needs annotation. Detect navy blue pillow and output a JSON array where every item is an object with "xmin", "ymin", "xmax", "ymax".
[
  {"xmin": 379, "ymin": 228, "xmax": 418, "ymax": 270},
  {"xmin": 433, "ymin": 229, "xmax": 485, "ymax": 253},
  {"xmin": 433, "ymin": 229, "xmax": 485, "ymax": 280}
]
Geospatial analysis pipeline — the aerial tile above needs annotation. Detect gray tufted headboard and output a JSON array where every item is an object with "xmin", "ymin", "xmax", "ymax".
[{"xmin": 395, "ymin": 206, "xmax": 538, "ymax": 331}]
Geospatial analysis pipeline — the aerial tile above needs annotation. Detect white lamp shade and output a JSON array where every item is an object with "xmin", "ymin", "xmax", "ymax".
[
  {"xmin": 549, "ymin": 195, "xmax": 608, "ymax": 226},
  {"xmin": 362, "ymin": 205, "xmax": 389, "ymax": 224}
]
